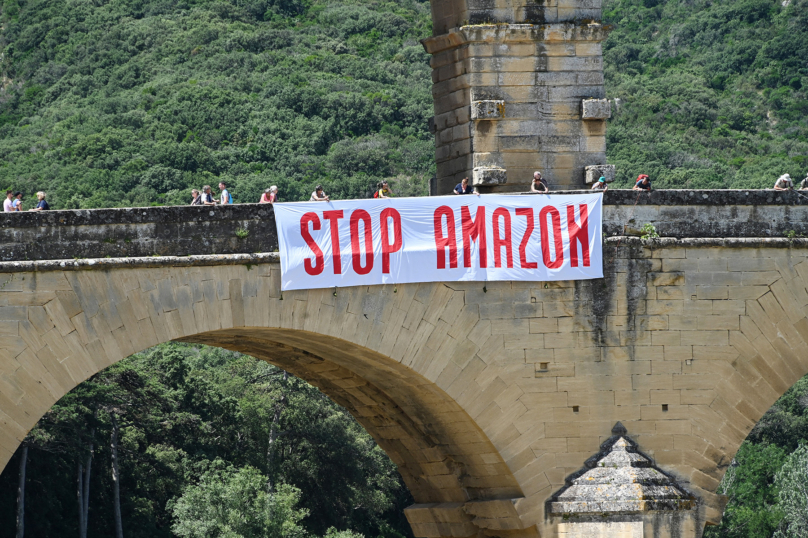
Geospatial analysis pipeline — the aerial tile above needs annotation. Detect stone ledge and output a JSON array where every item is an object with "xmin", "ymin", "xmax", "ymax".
[
  {"xmin": 0, "ymin": 252, "xmax": 280, "ymax": 273},
  {"xmin": 2, "ymin": 238, "xmax": 806, "ymax": 274},
  {"xmin": 605, "ymin": 236, "xmax": 808, "ymax": 248},
  {"xmin": 521, "ymin": 188, "xmax": 808, "ymax": 206},
  {"xmin": 421, "ymin": 23, "xmax": 611, "ymax": 54}
]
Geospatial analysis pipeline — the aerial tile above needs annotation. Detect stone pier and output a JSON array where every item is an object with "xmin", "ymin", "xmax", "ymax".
[{"xmin": 423, "ymin": 0, "xmax": 612, "ymax": 194}]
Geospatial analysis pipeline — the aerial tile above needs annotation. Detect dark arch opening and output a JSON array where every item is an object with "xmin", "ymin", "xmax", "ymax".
[{"xmin": 180, "ymin": 328, "xmax": 523, "ymax": 505}]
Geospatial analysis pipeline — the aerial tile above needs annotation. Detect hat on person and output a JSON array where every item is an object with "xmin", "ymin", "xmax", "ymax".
[{"xmin": 598, "ymin": 177, "xmax": 606, "ymax": 183}]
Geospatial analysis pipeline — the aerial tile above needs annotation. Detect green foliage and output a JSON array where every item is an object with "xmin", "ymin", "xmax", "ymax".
[
  {"xmin": 707, "ymin": 376, "xmax": 808, "ymax": 537},
  {"xmin": 0, "ymin": 0, "xmax": 805, "ymax": 206},
  {"xmin": 0, "ymin": 344, "xmax": 412, "ymax": 538},
  {"xmin": 169, "ymin": 462, "xmax": 307, "ymax": 538},
  {"xmin": 639, "ymin": 222, "xmax": 659, "ymax": 239},
  {"xmin": 603, "ymin": 0, "xmax": 808, "ymax": 188},
  {"xmin": 773, "ymin": 445, "xmax": 808, "ymax": 538},
  {"xmin": 0, "ymin": 0, "xmax": 434, "ymax": 209},
  {"xmin": 707, "ymin": 442, "xmax": 786, "ymax": 538}
]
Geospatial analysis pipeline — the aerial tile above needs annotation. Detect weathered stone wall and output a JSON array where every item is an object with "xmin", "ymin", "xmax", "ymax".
[
  {"xmin": 0, "ymin": 204, "xmax": 278, "ymax": 262},
  {"xmin": 4, "ymin": 191, "xmax": 808, "ymax": 262}
]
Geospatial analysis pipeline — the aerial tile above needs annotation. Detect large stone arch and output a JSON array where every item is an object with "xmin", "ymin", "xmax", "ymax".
[
  {"xmin": 0, "ymin": 262, "xmax": 536, "ymax": 538},
  {"xmin": 4, "ymin": 240, "xmax": 808, "ymax": 536}
]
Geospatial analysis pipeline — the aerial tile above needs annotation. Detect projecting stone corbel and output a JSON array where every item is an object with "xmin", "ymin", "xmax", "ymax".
[
  {"xmin": 471, "ymin": 100, "xmax": 506, "ymax": 120},
  {"xmin": 585, "ymin": 164, "xmax": 616, "ymax": 184},
  {"xmin": 473, "ymin": 167, "xmax": 507, "ymax": 186},
  {"xmin": 581, "ymin": 98, "xmax": 611, "ymax": 120}
]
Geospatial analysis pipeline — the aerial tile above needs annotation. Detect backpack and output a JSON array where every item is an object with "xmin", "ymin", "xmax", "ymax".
[{"xmin": 373, "ymin": 191, "xmax": 379, "ymax": 199}]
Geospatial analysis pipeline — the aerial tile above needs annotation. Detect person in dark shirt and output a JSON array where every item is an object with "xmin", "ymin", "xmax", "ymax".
[
  {"xmin": 190, "ymin": 189, "xmax": 203, "ymax": 205},
  {"xmin": 530, "ymin": 171, "xmax": 548, "ymax": 193},
  {"xmin": 30, "ymin": 191, "xmax": 49, "ymax": 211},
  {"xmin": 633, "ymin": 174, "xmax": 652, "ymax": 191},
  {"xmin": 454, "ymin": 177, "xmax": 475, "ymax": 195}
]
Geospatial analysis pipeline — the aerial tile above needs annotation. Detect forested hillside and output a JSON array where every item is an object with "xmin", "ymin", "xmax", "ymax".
[
  {"xmin": 0, "ymin": 0, "xmax": 806, "ymax": 208},
  {"xmin": 603, "ymin": 0, "xmax": 808, "ymax": 188},
  {"xmin": 0, "ymin": 0, "xmax": 436, "ymax": 208},
  {"xmin": 0, "ymin": 344, "xmax": 413, "ymax": 538}
]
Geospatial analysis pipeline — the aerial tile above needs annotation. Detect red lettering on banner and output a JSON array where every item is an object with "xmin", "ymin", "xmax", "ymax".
[
  {"xmin": 381, "ymin": 208, "xmax": 402, "ymax": 273},
  {"xmin": 461, "ymin": 206, "xmax": 487, "ymax": 268},
  {"xmin": 433, "ymin": 206, "xmax": 458, "ymax": 269},
  {"xmin": 567, "ymin": 204, "xmax": 590, "ymax": 268},
  {"xmin": 323, "ymin": 210, "xmax": 344, "ymax": 274},
  {"xmin": 300, "ymin": 212, "xmax": 324, "ymax": 276},
  {"xmin": 515, "ymin": 208, "xmax": 538, "ymax": 269},
  {"xmin": 492, "ymin": 208, "xmax": 513, "ymax": 268},
  {"xmin": 539, "ymin": 206, "xmax": 564, "ymax": 269},
  {"xmin": 350, "ymin": 210, "xmax": 374, "ymax": 275}
]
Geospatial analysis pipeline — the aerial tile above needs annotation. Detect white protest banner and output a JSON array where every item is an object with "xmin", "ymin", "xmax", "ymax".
[{"xmin": 273, "ymin": 193, "xmax": 603, "ymax": 291}]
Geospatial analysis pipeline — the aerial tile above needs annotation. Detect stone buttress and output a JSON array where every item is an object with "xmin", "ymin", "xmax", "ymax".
[{"xmin": 422, "ymin": 0, "xmax": 613, "ymax": 194}]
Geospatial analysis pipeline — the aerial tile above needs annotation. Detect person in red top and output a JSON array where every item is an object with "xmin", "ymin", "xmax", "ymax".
[{"xmin": 260, "ymin": 186, "xmax": 278, "ymax": 203}]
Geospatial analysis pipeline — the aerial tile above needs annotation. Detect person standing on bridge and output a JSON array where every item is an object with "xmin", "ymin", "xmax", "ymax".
[
  {"xmin": 3, "ymin": 190, "xmax": 13, "ymax": 212},
  {"xmin": 530, "ymin": 171, "xmax": 548, "ymax": 193},
  {"xmin": 29, "ymin": 192, "xmax": 49, "ymax": 211},
  {"xmin": 800, "ymin": 174, "xmax": 808, "ymax": 190},
  {"xmin": 376, "ymin": 181, "xmax": 394, "ymax": 199},
  {"xmin": 259, "ymin": 186, "xmax": 278, "ymax": 204},
  {"xmin": 774, "ymin": 174, "xmax": 794, "ymax": 191},
  {"xmin": 454, "ymin": 177, "xmax": 474, "ymax": 195},
  {"xmin": 591, "ymin": 177, "xmax": 608, "ymax": 191},
  {"xmin": 310, "ymin": 185, "xmax": 329, "ymax": 202},
  {"xmin": 11, "ymin": 192, "xmax": 23, "ymax": 211},
  {"xmin": 190, "ymin": 189, "xmax": 202, "ymax": 205},
  {"xmin": 633, "ymin": 175, "xmax": 652, "ymax": 191},
  {"xmin": 219, "ymin": 182, "xmax": 232, "ymax": 205},
  {"xmin": 201, "ymin": 185, "xmax": 217, "ymax": 206}
]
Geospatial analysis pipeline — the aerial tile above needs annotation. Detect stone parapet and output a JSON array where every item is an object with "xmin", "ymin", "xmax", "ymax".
[{"xmin": 6, "ymin": 192, "xmax": 808, "ymax": 262}]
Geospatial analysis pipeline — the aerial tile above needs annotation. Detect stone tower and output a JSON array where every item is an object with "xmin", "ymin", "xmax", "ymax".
[{"xmin": 422, "ymin": 0, "xmax": 613, "ymax": 194}]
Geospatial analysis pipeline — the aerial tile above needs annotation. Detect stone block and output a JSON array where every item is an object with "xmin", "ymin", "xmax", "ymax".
[
  {"xmin": 472, "ymin": 167, "xmax": 507, "ymax": 186},
  {"xmin": 581, "ymin": 98, "xmax": 611, "ymax": 120},
  {"xmin": 585, "ymin": 164, "xmax": 615, "ymax": 184}
]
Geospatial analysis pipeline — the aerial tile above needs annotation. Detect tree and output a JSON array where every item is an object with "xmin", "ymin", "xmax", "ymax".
[
  {"xmin": 169, "ymin": 461, "xmax": 307, "ymax": 538},
  {"xmin": 774, "ymin": 444, "xmax": 808, "ymax": 537},
  {"xmin": 16, "ymin": 442, "xmax": 27, "ymax": 538},
  {"xmin": 705, "ymin": 442, "xmax": 786, "ymax": 538}
]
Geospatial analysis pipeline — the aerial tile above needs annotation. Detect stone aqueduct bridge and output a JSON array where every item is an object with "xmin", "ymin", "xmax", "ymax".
[{"xmin": 3, "ymin": 192, "xmax": 808, "ymax": 537}]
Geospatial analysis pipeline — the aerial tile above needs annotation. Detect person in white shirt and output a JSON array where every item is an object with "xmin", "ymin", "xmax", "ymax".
[
  {"xmin": 218, "ymin": 182, "xmax": 231, "ymax": 205},
  {"xmin": 774, "ymin": 174, "xmax": 793, "ymax": 191},
  {"xmin": 310, "ymin": 185, "xmax": 329, "ymax": 202},
  {"xmin": 201, "ymin": 185, "xmax": 216, "ymax": 205},
  {"xmin": 3, "ymin": 190, "xmax": 13, "ymax": 212}
]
